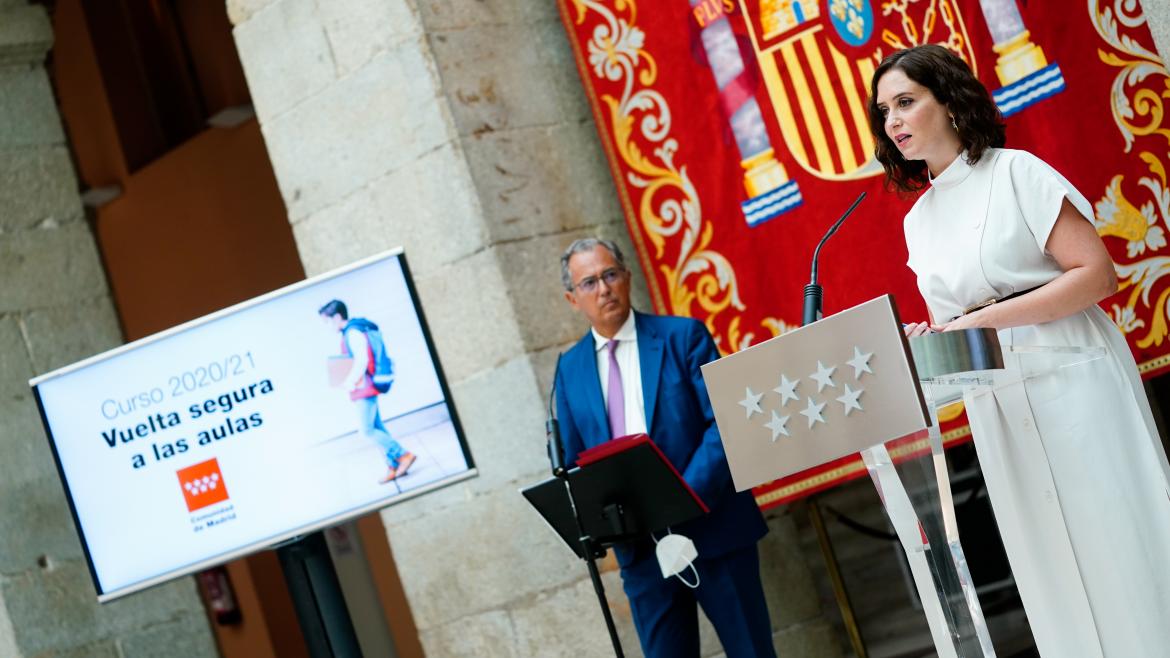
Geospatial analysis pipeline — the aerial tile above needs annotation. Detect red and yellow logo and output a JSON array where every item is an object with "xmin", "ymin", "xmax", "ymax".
[{"xmin": 177, "ymin": 458, "xmax": 230, "ymax": 512}]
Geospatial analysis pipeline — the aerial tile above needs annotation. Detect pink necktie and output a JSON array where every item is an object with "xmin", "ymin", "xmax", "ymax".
[{"xmin": 606, "ymin": 340, "xmax": 625, "ymax": 439}]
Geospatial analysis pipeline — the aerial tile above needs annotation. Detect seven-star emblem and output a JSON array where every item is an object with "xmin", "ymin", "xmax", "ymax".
[
  {"xmin": 773, "ymin": 374, "xmax": 800, "ymax": 406},
  {"xmin": 799, "ymin": 396, "xmax": 827, "ymax": 428},
  {"xmin": 741, "ymin": 349, "xmax": 874, "ymax": 437},
  {"xmin": 738, "ymin": 387, "xmax": 764, "ymax": 418},
  {"xmin": 836, "ymin": 383, "xmax": 864, "ymax": 415},
  {"xmin": 810, "ymin": 361, "xmax": 836, "ymax": 392},
  {"xmin": 763, "ymin": 411, "xmax": 790, "ymax": 442},
  {"xmin": 847, "ymin": 346, "xmax": 874, "ymax": 379}
]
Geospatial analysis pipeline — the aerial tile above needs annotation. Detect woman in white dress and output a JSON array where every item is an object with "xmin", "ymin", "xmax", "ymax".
[{"xmin": 867, "ymin": 45, "xmax": 1170, "ymax": 656}]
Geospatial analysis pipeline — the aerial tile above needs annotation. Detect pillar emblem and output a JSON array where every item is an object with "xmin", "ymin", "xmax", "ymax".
[
  {"xmin": 692, "ymin": 0, "xmax": 803, "ymax": 227},
  {"xmin": 978, "ymin": 0, "xmax": 1066, "ymax": 116}
]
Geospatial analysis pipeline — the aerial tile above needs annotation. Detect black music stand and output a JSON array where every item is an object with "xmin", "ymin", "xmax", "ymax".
[{"xmin": 522, "ymin": 434, "xmax": 708, "ymax": 657}]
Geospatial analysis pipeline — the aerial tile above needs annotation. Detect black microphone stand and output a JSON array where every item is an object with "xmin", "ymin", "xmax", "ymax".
[
  {"xmin": 547, "ymin": 354, "xmax": 624, "ymax": 658},
  {"xmin": 803, "ymin": 192, "xmax": 866, "ymax": 326}
]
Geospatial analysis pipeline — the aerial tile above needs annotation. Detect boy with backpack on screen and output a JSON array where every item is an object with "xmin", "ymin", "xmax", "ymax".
[{"xmin": 319, "ymin": 299, "xmax": 415, "ymax": 483}]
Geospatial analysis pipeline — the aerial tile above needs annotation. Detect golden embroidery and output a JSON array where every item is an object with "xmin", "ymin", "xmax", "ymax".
[
  {"xmin": 572, "ymin": 0, "xmax": 768, "ymax": 350},
  {"xmin": 878, "ymin": 0, "xmax": 974, "ymax": 65},
  {"xmin": 1091, "ymin": 1, "xmax": 1170, "ymax": 355}
]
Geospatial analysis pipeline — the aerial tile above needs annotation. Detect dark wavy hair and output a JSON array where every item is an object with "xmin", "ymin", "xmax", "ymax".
[
  {"xmin": 867, "ymin": 45, "xmax": 1006, "ymax": 193},
  {"xmin": 318, "ymin": 299, "xmax": 348, "ymax": 320}
]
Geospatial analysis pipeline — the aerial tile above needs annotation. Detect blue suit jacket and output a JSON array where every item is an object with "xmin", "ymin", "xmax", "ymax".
[{"xmin": 554, "ymin": 311, "xmax": 767, "ymax": 568}]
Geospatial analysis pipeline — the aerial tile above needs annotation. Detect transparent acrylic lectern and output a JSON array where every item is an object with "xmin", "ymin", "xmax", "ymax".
[{"xmin": 864, "ymin": 328, "xmax": 1105, "ymax": 657}]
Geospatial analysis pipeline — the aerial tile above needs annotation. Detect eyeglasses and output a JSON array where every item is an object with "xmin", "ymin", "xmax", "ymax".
[{"xmin": 572, "ymin": 268, "xmax": 626, "ymax": 294}]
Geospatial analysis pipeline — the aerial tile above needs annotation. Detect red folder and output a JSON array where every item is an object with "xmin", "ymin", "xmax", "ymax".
[{"xmin": 576, "ymin": 433, "xmax": 709, "ymax": 514}]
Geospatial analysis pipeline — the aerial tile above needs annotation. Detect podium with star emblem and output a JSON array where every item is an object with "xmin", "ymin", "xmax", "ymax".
[
  {"xmin": 702, "ymin": 295, "xmax": 999, "ymax": 658},
  {"xmin": 702, "ymin": 295, "xmax": 930, "ymax": 489}
]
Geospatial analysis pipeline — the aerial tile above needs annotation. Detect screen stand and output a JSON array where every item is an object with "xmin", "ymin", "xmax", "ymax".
[{"xmin": 276, "ymin": 531, "xmax": 362, "ymax": 658}]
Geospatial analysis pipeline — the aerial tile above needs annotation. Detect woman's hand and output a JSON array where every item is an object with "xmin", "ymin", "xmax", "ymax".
[{"xmin": 903, "ymin": 321, "xmax": 934, "ymax": 337}]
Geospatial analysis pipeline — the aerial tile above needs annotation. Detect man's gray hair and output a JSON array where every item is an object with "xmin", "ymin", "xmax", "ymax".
[{"xmin": 559, "ymin": 237, "xmax": 627, "ymax": 291}]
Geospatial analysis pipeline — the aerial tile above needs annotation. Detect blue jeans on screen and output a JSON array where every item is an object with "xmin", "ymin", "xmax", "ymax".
[{"xmin": 356, "ymin": 396, "xmax": 407, "ymax": 466}]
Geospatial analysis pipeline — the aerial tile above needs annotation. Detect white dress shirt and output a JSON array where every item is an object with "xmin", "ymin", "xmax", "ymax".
[{"xmin": 592, "ymin": 311, "xmax": 647, "ymax": 436}]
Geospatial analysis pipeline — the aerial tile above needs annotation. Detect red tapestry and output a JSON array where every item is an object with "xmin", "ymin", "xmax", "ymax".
[{"xmin": 556, "ymin": 0, "xmax": 1170, "ymax": 507}]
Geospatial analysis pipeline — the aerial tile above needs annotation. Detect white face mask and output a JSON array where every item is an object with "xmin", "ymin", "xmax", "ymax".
[{"xmin": 655, "ymin": 531, "xmax": 700, "ymax": 588}]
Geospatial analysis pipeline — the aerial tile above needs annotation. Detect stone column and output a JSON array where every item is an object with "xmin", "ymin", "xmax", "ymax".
[
  {"xmin": 229, "ymin": 0, "xmax": 839, "ymax": 655},
  {"xmin": 0, "ymin": 2, "xmax": 217, "ymax": 656}
]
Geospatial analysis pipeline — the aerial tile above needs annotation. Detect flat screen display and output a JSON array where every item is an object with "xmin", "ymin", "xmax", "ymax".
[{"xmin": 30, "ymin": 249, "xmax": 475, "ymax": 601}]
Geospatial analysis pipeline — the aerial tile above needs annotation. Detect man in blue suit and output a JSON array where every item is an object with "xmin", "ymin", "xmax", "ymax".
[{"xmin": 555, "ymin": 238, "xmax": 776, "ymax": 658}]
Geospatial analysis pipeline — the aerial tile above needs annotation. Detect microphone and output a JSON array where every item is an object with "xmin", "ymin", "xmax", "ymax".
[
  {"xmin": 547, "ymin": 353, "xmax": 566, "ymax": 478},
  {"xmin": 803, "ymin": 191, "xmax": 866, "ymax": 326}
]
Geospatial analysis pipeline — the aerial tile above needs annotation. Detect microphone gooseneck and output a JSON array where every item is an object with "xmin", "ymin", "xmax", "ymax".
[
  {"xmin": 803, "ymin": 191, "xmax": 866, "ymax": 326},
  {"xmin": 547, "ymin": 353, "xmax": 566, "ymax": 477}
]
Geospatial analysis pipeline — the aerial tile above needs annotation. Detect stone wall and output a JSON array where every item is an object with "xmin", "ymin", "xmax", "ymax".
[
  {"xmin": 0, "ymin": 2, "xmax": 217, "ymax": 656},
  {"xmin": 229, "ymin": 0, "xmax": 840, "ymax": 655}
]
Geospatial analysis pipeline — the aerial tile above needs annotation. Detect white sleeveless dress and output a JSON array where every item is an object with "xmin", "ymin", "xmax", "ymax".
[{"xmin": 903, "ymin": 147, "xmax": 1170, "ymax": 657}]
